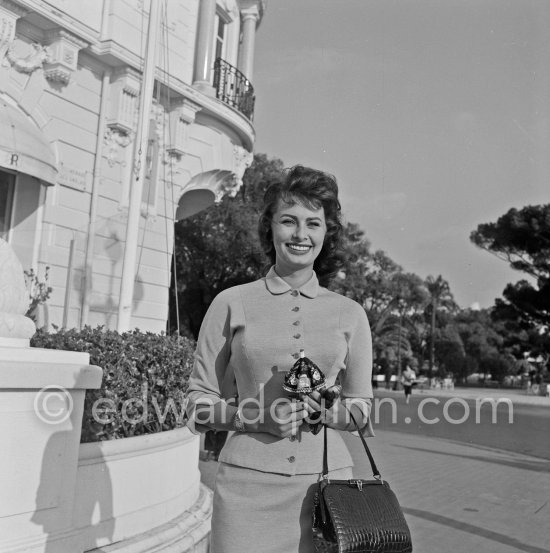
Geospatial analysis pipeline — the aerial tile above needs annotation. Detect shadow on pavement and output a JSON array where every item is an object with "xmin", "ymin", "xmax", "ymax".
[
  {"xmin": 403, "ymin": 507, "xmax": 550, "ymax": 553},
  {"xmin": 394, "ymin": 444, "xmax": 550, "ymax": 474}
]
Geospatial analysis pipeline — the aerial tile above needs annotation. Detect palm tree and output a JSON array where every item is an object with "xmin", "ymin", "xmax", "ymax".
[
  {"xmin": 371, "ymin": 272, "xmax": 428, "ymax": 380},
  {"xmin": 425, "ymin": 275, "xmax": 458, "ymax": 382},
  {"xmin": 375, "ymin": 320, "xmax": 413, "ymax": 365}
]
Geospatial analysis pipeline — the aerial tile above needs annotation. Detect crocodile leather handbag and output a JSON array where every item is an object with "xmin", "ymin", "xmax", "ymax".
[{"xmin": 312, "ymin": 414, "xmax": 413, "ymax": 553}]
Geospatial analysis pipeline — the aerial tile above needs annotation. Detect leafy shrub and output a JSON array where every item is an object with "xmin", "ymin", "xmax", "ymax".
[{"xmin": 31, "ymin": 326, "xmax": 195, "ymax": 443}]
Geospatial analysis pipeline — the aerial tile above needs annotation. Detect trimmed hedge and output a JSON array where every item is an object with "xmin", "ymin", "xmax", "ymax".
[{"xmin": 31, "ymin": 326, "xmax": 195, "ymax": 443}]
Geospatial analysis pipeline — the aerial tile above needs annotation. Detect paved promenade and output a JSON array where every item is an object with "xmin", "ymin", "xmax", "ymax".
[
  {"xmin": 344, "ymin": 430, "xmax": 550, "ymax": 553},
  {"xmin": 199, "ymin": 386, "xmax": 550, "ymax": 553}
]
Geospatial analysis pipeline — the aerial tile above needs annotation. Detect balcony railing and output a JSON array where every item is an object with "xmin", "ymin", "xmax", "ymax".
[{"xmin": 213, "ymin": 58, "xmax": 255, "ymax": 121}]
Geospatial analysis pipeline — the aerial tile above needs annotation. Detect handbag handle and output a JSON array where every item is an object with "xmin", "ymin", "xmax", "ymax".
[{"xmin": 322, "ymin": 410, "xmax": 381, "ymax": 480}]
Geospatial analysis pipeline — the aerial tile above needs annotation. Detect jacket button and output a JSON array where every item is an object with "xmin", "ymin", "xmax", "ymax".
[
  {"xmin": 289, "ymin": 435, "xmax": 296, "ymax": 442},
  {"xmin": 293, "ymin": 333, "xmax": 301, "ymax": 339},
  {"xmin": 291, "ymin": 290, "xmax": 299, "ymax": 297},
  {"xmin": 293, "ymin": 320, "xmax": 300, "ymax": 326},
  {"xmin": 288, "ymin": 456, "xmax": 296, "ymax": 463},
  {"xmin": 292, "ymin": 306, "xmax": 300, "ymax": 312}
]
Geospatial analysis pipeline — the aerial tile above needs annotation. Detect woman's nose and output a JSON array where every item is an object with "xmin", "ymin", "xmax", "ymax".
[{"xmin": 292, "ymin": 223, "xmax": 307, "ymax": 240}]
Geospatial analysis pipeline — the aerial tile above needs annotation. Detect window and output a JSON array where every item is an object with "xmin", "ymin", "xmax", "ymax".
[
  {"xmin": 213, "ymin": 11, "xmax": 227, "ymax": 62},
  {"xmin": 0, "ymin": 170, "xmax": 15, "ymax": 241}
]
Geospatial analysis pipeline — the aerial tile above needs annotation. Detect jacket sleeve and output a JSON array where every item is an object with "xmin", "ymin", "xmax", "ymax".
[
  {"xmin": 185, "ymin": 290, "xmax": 236, "ymax": 434},
  {"xmin": 340, "ymin": 302, "xmax": 375, "ymax": 437}
]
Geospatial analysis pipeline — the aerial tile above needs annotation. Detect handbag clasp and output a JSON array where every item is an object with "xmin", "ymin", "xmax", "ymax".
[{"xmin": 348, "ymin": 479, "xmax": 363, "ymax": 491}]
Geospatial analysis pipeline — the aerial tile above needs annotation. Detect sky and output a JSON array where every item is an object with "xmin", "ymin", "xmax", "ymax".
[{"xmin": 252, "ymin": 0, "xmax": 549, "ymax": 308}]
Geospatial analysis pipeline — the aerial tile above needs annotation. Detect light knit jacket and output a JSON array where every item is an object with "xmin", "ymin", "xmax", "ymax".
[{"xmin": 186, "ymin": 268, "xmax": 374, "ymax": 476}]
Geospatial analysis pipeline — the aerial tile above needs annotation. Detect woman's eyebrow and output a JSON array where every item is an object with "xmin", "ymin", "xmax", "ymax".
[{"xmin": 278, "ymin": 213, "xmax": 323, "ymax": 221}]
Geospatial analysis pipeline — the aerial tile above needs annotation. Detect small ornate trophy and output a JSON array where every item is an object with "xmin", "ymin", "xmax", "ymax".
[
  {"xmin": 282, "ymin": 350, "xmax": 341, "ymax": 434},
  {"xmin": 283, "ymin": 349, "xmax": 326, "ymax": 395}
]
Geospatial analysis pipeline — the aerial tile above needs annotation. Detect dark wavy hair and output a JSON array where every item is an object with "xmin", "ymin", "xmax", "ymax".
[{"xmin": 258, "ymin": 165, "xmax": 345, "ymax": 287}]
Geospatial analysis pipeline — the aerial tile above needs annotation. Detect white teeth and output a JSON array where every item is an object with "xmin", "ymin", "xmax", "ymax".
[{"xmin": 287, "ymin": 244, "xmax": 311, "ymax": 251}]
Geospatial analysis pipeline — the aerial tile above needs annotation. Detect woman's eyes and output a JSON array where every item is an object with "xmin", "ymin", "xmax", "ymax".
[{"xmin": 280, "ymin": 219, "xmax": 321, "ymax": 228}]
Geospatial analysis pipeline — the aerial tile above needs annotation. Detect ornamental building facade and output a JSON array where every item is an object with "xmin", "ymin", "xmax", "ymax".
[{"xmin": 0, "ymin": 0, "xmax": 265, "ymax": 332}]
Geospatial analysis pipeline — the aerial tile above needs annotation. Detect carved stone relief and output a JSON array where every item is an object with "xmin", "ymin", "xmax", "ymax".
[
  {"xmin": 211, "ymin": 146, "xmax": 253, "ymax": 203},
  {"xmin": 4, "ymin": 39, "xmax": 48, "ymax": 73},
  {"xmin": 231, "ymin": 143, "xmax": 253, "ymax": 190},
  {"xmin": 104, "ymin": 127, "xmax": 133, "ymax": 167}
]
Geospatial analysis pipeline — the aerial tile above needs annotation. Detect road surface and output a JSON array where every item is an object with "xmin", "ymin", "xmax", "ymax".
[{"xmin": 358, "ymin": 389, "xmax": 550, "ymax": 459}]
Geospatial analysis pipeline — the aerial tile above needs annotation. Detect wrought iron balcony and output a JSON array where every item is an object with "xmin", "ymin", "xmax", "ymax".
[{"xmin": 213, "ymin": 58, "xmax": 255, "ymax": 121}]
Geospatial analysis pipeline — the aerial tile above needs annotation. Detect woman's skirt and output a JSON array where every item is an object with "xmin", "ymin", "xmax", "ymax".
[{"xmin": 210, "ymin": 462, "xmax": 353, "ymax": 553}]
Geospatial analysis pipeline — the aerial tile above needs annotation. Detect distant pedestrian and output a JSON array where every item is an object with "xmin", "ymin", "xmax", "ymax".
[
  {"xmin": 402, "ymin": 364, "xmax": 416, "ymax": 404},
  {"xmin": 533, "ymin": 371, "xmax": 542, "ymax": 395}
]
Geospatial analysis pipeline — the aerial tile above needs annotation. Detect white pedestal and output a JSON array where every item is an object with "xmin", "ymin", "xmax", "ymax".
[{"xmin": 0, "ymin": 342, "xmax": 103, "ymax": 553}]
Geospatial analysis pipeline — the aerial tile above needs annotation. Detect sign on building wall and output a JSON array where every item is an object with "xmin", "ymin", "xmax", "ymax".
[{"xmin": 57, "ymin": 163, "xmax": 91, "ymax": 193}]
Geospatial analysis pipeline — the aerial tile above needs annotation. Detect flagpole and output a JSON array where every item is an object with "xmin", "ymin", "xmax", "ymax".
[{"xmin": 117, "ymin": 0, "xmax": 161, "ymax": 332}]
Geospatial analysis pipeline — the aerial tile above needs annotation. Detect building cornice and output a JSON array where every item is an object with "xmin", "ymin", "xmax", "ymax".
[
  {"xmin": 0, "ymin": 0, "xmax": 28, "ymax": 18},
  {"xmin": 8, "ymin": 0, "xmax": 100, "ymax": 44}
]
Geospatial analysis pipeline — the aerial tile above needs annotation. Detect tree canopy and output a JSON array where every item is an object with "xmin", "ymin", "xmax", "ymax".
[{"xmin": 470, "ymin": 204, "xmax": 550, "ymax": 326}]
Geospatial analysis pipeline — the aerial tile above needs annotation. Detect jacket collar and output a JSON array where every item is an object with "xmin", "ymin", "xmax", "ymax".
[{"xmin": 265, "ymin": 266, "xmax": 319, "ymax": 298}]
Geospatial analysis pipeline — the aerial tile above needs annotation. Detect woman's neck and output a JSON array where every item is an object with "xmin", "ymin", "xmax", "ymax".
[{"xmin": 274, "ymin": 264, "xmax": 314, "ymax": 289}]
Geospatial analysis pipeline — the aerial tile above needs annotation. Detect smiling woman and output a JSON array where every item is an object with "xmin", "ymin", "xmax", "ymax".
[
  {"xmin": 185, "ymin": 165, "xmax": 374, "ymax": 553},
  {"xmin": 258, "ymin": 165, "xmax": 345, "ymax": 287}
]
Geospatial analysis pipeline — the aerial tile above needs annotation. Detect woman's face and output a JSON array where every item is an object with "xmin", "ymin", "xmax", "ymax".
[{"xmin": 271, "ymin": 198, "xmax": 327, "ymax": 273}]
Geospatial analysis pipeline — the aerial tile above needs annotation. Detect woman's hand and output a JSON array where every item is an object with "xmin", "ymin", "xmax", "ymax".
[
  {"xmin": 247, "ymin": 399, "xmax": 309, "ymax": 438},
  {"xmin": 301, "ymin": 391, "xmax": 346, "ymax": 430}
]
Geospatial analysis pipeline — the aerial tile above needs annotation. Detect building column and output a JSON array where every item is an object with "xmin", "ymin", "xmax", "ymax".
[
  {"xmin": 193, "ymin": 0, "xmax": 216, "ymax": 95},
  {"xmin": 237, "ymin": 5, "xmax": 260, "ymax": 81}
]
